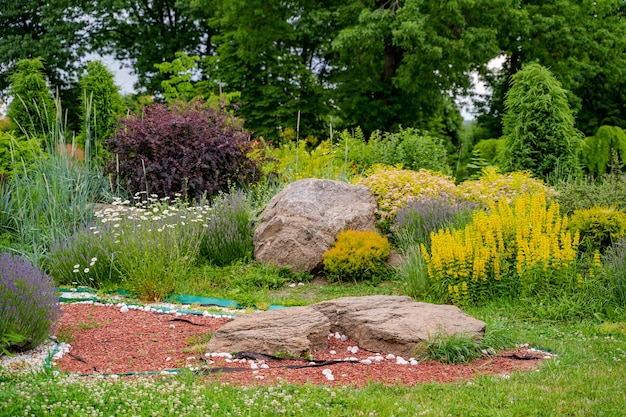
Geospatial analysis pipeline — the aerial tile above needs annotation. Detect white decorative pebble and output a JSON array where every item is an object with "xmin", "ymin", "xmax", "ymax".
[
  {"xmin": 165, "ymin": 357, "xmax": 171, "ymax": 362},
  {"xmin": 250, "ymin": 363, "xmax": 258, "ymax": 369},
  {"xmin": 360, "ymin": 359, "xmax": 372, "ymax": 365},
  {"xmin": 410, "ymin": 359, "xmax": 419, "ymax": 366},
  {"xmin": 386, "ymin": 353, "xmax": 396, "ymax": 360},
  {"xmin": 396, "ymin": 357, "xmax": 409, "ymax": 365},
  {"xmin": 260, "ymin": 364, "xmax": 270, "ymax": 369},
  {"xmin": 119, "ymin": 305, "xmax": 129, "ymax": 313},
  {"xmin": 329, "ymin": 350, "xmax": 337, "ymax": 355}
]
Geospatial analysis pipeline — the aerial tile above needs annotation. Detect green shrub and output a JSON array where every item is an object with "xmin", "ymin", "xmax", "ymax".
[
  {"xmin": 323, "ymin": 229, "xmax": 391, "ymax": 283},
  {"xmin": 354, "ymin": 165, "xmax": 460, "ymax": 232},
  {"xmin": 0, "ymin": 253, "xmax": 60, "ymax": 354},
  {"xmin": 336, "ymin": 127, "xmax": 450, "ymax": 174},
  {"xmin": 262, "ymin": 139, "xmax": 354, "ymax": 183},
  {"xmin": 472, "ymin": 138, "xmax": 505, "ymax": 165},
  {"xmin": 0, "ymin": 132, "xmax": 38, "ymax": 178},
  {"xmin": 568, "ymin": 207, "xmax": 626, "ymax": 253},
  {"xmin": 199, "ymin": 190, "xmax": 254, "ymax": 266},
  {"xmin": 7, "ymin": 58, "xmax": 55, "ymax": 136},
  {"xmin": 554, "ymin": 173, "xmax": 626, "ymax": 215},
  {"xmin": 45, "ymin": 195, "xmax": 209, "ymax": 301},
  {"xmin": 501, "ymin": 63, "xmax": 583, "ymax": 182},
  {"xmin": 581, "ymin": 125, "xmax": 626, "ymax": 178},
  {"xmin": 457, "ymin": 167, "xmax": 556, "ymax": 208},
  {"xmin": 79, "ymin": 60, "xmax": 126, "ymax": 161}
]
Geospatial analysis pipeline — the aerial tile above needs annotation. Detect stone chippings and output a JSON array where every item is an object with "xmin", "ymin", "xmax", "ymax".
[{"xmin": 206, "ymin": 295, "xmax": 487, "ymax": 358}]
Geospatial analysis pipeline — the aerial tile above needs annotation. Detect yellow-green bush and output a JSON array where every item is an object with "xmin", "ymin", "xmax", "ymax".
[
  {"xmin": 354, "ymin": 165, "xmax": 460, "ymax": 231},
  {"xmin": 421, "ymin": 192, "xmax": 579, "ymax": 305},
  {"xmin": 458, "ymin": 167, "xmax": 556, "ymax": 208},
  {"xmin": 568, "ymin": 206, "xmax": 626, "ymax": 252},
  {"xmin": 260, "ymin": 139, "xmax": 355, "ymax": 183},
  {"xmin": 323, "ymin": 229, "xmax": 391, "ymax": 282}
]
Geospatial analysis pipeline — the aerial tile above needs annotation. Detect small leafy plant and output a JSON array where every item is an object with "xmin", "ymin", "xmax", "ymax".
[
  {"xmin": 0, "ymin": 253, "xmax": 60, "ymax": 353},
  {"xmin": 416, "ymin": 323, "xmax": 513, "ymax": 364},
  {"xmin": 323, "ymin": 229, "xmax": 391, "ymax": 283}
]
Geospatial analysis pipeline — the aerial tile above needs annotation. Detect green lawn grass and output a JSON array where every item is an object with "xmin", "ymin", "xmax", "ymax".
[{"xmin": 2, "ymin": 293, "xmax": 625, "ymax": 416}]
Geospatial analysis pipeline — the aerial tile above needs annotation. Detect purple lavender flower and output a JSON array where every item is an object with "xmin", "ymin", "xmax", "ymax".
[
  {"xmin": 393, "ymin": 196, "xmax": 477, "ymax": 248},
  {"xmin": 0, "ymin": 253, "xmax": 60, "ymax": 353}
]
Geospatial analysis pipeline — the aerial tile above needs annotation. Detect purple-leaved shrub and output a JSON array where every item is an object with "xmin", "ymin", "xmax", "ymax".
[
  {"xmin": 0, "ymin": 253, "xmax": 60, "ymax": 353},
  {"xmin": 106, "ymin": 100, "xmax": 263, "ymax": 201},
  {"xmin": 393, "ymin": 196, "xmax": 478, "ymax": 249}
]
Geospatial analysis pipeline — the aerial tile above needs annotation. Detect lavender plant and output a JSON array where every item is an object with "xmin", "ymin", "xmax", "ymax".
[
  {"xmin": 0, "ymin": 253, "xmax": 60, "ymax": 354},
  {"xmin": 603, "ymin": 238, "xmax": 626, "ymax": 305},
  {"xmin": 393, "ymin": 196, "xmax": 477, "ymax": 250},
  {"xmin": 200, "ymin": 190, "xmax": 254, "ymax": 266}
]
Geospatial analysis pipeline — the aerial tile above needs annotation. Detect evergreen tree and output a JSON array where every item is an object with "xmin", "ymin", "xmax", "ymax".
[
  {"xmin": 79, "ymin": 61, "xmax": 126, "ymax": 159},
  {"xmin": 501, "ymin": 63, "xmax": 583, "ymax": 181},
  {"xmin": 7, "ymin": 58, "xmax": 55, "ymax": 136}
]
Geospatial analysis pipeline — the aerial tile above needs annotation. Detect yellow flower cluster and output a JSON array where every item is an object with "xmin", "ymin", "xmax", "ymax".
[{"xmin": 421, "ymin": 192, "xmax": 579, "ymax": 304}]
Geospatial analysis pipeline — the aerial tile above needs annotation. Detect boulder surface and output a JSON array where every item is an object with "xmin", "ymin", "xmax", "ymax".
[
  {"xmin": 253, "ymin": 178, "xmax": 377, "ymax": 273},
  {"xmin": 205, "ymin": 307, "xmax": 330, "ymax": 356},
  {"xmin": 206, "ymin": 296, "xmax": 486, "ymax": 358}
]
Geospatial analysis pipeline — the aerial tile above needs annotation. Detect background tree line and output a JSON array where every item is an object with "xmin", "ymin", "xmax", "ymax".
[{"xmin": 1, "ymin": 0, "xmax": 625, "ymax": 148}]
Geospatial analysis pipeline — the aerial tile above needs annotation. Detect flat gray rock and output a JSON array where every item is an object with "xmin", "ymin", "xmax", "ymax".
[
  {"xmin": 205, "ymin": 306, "xmax": 330, "ymax": 357},
  {"xmin": 311, "ymin": 295, "xmax": 486, "ymax": 358},
  {"xmin": 206, "ymin": 296, "xmax": 486, "ymax": 358}
]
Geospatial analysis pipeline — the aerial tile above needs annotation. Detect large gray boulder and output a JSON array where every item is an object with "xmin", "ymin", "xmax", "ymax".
[
  {"xmin": 253, "ymin": 178, "xmax": 377, "ymax": 273},
  {"xmin": 205, "ymin": 296, "xmax": 486, "ymax": 358}
]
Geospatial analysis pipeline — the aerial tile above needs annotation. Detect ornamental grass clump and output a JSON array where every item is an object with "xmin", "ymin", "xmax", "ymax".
[
  {"xmin": 457, "ymin": 167, "xmax": 556, "ymax": 209},
  {"xmin": 323, "ymin": 229, "xmax": 391, "ymax": 283},
  {"xmin": 421, "ymin": 192, "xmax": 580, "ymax": 306},
  {"xmin": 354, "ymin": 165, "xmax": 461, "ymax": 232},
  {"xmin": 0, "ymin": 252, "xmax": 60, "ymax": 354},
  {"xmin": 200, "ymin": 190, "xmax": 254, "ymax": 266}
]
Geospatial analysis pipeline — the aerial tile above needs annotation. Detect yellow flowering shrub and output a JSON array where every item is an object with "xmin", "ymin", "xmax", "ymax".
[
  {"xmin": 421, "ymin": 192, "xmax": 580, "ymax": 305},
  {"xmin": 354, "ymin": 165, "xmax": 461, "ymax": 231},
  {"xmin": 323, "ymin": 229, "xmax": 391, "ymax": 282},
  {"xmin": 458, "ymin": 167, "xmax": 556, "ymax": 208}
]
